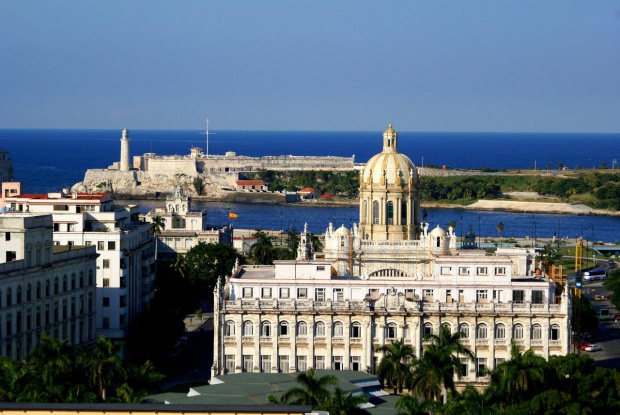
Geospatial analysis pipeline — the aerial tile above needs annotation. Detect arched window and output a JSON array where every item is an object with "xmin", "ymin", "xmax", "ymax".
[
  {"xmin": 531, "ymin": 324, "xmax": 542, "ymax": 340},
  {"xmin": 315, "ymin": 322, "xmax": 326, "ymax": 336},
  {"xmin": 45, "ymin": 241, "xmax": 51, "ymax": 263},
  {"xmin": 71, "ymin": 274, "xmax": 76, "ymax": 290},
  {"xmin": 27, "ymin": 284, "xmax": 32, "ymax": 301},
  {"xmin": 458, "ymin": 323, "xmax": 470, "ymax": 338},
  {"xmin": 16, "ymin": 286, "xmax": 22, "ymax": 304},
  {"xmin": 495, "ymin": 324, "xmax": 506, "ymax": 339},
  {"xmin": 401, "ymin": 201, "xmax": 407, "ymax": 223},
  {"xmin": 386, "ymin": 201, "xmax": 394, "ymax": 225},
  {"xmin": 297, "ymin": 321, "xmax": 308, "ymax": 336},
  {"xmin": 88, "ymin": 270, "xmax": 94, "ymax": 285},
  {"xmin": 476, "ymin": 324, "xmax": 488, "ymax": 339},
  {"xmin": 550, "ymin": 324, "xmax": 560, "ymax": 340},
  {"xmin": 79, "ymin": 273, "xmax": 84, "ymax": 288},
  {"xmin": 351, "ymin": 322, "xmax": 362, "ymax": 338},
  {"xmin": 386, "ymin": 323, "xmax": 397, "ymax": 339},
  {"xmin": 35, "ymin": 242, "xmax": 41, "ymax": 266},
  {"xmin": 436, "ymin": 237, "xmax": 441, "ymax": 248},
  {"xmin": 513, "ymin": 324, "xmax": 524, "ymax": 339},
  {"xmin": 260, "ymin": 321, "xmax": 272, "ymax": 337},
  {"xmin": 333, "ymin": 322, "xmax": 344, "ymax": 337},
  {"xmin": 36, "ymin": 282, "xmax": 41, "ymax": 299},
  {"xmin": 242, "ymin": 321, "xmax": 254, "ymax": 336},
  {"xmin": 26, "ymin": 244, "xmax": 32, "ymax": 267},
  {"xmin": 278, "ymin": 321, "xmax": 289, "ymax": 336},
  {"xmin": 62, "ymin": 276, "xmax": 67, "ymax": 292},
  {"xmin": 423, "ymin": 322, "xmax": 433, "ymax": 337},
  {"xmin": 373, "ymin": 201, "xmax": 379, "ymax": 224},
  {"xmin": 225, "ymin": 320, "xmax": 235, "ymax": 336},
  {"xmin": 6, "ymin": 288, "xmax": 12, "ymax": 307}
]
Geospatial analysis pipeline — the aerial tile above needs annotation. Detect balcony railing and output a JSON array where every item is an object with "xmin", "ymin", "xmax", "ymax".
[
  {"xmin": 422, "ymin": 301, "xmax": 563, "ymax": 315},
  {"xmin": 241, "ymin": 336, "xmax": 254, "ymax": 343},
  {"xmin": 224, "ymin": 299, "xmax": 371, "ymax": 312}
]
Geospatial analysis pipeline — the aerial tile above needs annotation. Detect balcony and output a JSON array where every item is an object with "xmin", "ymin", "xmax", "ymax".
[
  {"xmin": 494, "ymin": 339, "xmax": 507, "ymax": 347},
  {"xmin": 259, "ymin": 336, "xmax": 272, "ymax": 344},
  {"xmin": 350, "ymin": 338, "xmax": 363, "ymax": 344},
  {"xmin": 241, "ymin": 336, "xmax": 254, "ymax": 343},
  {"xmin": 332, "ymin": 337, "xmax": 345, "ymax": 345},
  {"xmin": 315, "ymin": 336, "xmax": 327, "ymax": 344},
  {"xmin": 475, "ymin": 339, "xmax": 489, "ymax": 347},
  {"xmin": 549, "ymin": 340, "xmax": 562, "ymax": 348},
  {"xmin": 531, "ymin": 339, "xmax": 543, "ymax": 347},
  {"xmin": 278, "ymin": 336, "xmax": 291, "ymax": 344},
  {"xmin": 223, "ymin": 336, "xmax": 236, "ymax": 343},
  {"xmin": 223, "ymin": 298, "xmax": 371, "ymax": 313}
]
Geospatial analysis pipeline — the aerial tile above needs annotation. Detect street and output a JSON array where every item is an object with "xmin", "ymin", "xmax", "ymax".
[{"xmin": 580, "ymin": 282, "xmax": 620, "ymax": 369}]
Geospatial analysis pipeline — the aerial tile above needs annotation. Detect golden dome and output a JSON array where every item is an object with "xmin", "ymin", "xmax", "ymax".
[{"xmin": 384, "ymin": 124, "xmax": 396, "ymax": 135}]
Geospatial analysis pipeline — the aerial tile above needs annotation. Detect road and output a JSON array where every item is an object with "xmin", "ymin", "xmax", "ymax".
[{"xmin": 580, "ymin": 282, "xmax": 620, "ymax": 369}]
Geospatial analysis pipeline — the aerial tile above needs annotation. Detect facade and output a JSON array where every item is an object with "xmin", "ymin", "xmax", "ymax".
[
  {"xmin": 236, "ymin": 180, "xmax": 268, "ymax": 192},
  {"xmin": 145, "ymin": 186, "xmax": 232, "ymax": 257},
  {"xmin": 1, "ymin": 182, "xmax": 22, "ymax": 208},
  {"xmin": 0, "ymin": 214, "xmax": 97, "ymax": 359},
  {"xmin": 213, "ymin": 126, "xmax": 572, "ymax": 384},
  {"xmin": 3, "ymin": 192, "xmax": 155, "ymax": 339},
  {"xmin": 0, "ymin": 149, "xmax": 12, "ymax": 183}
]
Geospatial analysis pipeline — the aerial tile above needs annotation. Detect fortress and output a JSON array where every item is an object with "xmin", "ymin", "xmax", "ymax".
[{"xmin": 72, "ymin": 129, "xmax": 355, "ymax": 198}]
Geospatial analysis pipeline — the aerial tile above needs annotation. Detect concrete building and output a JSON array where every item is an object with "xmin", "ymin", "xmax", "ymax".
[
  {"xmin": 0, "ymin": 149, "xmax": 13, "ymax": 184},
  {"xmin": 236, "ymin": 180, "xmax": 268, "ymax": 192},
  {"xmin": 3, "ymin": 192, "xmax": 155, "ymax": 340},
  {"xmin": 145, "ymin": 186, "xmax": 232, "ymax": 257},
  {"xmin": 0, "ymin": 214, "xmax": 97, "ymax": 359},
  {"xmin": 120, "ymin": 128, "xmax": 131, "ymax": 172},
  {"xmin": 213, "ymin": 126, "xmax": 572, "ymax": 385}
]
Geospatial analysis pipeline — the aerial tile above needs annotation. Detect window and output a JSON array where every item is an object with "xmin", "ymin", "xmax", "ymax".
[
  {"xmin": 333, "ymin": 355, "xmax": 343, "ymax": 371},
  {"xmin": 108, "ymin": 241, "xmax": 116, "ymax": 250},
  {"xmin": 5, "ymin": 232, "xmax": 10, "ymax": 241},
  {"xmin": 386, "ymin": 201, "xmax": 394, "ymax": 225},
  {"xmin": 315, "ymin": 321, "xmax": 326, "ymax": 336},
  {"xmin": 493, "ymin": 290, "xmax": 503, "ymax": 302},
  {"xmin": 333, "ymin": 322, "xmax": 344, "ymax": 337},
  {"xmin": 386, "ymin": 323, "xmax": 397, "ymax": 339},
  {"xmin": 315, "ymin": 288, "xmax": 326, "ymax": 301},
  {"xmin": 6, "ymin": 288, "xmax": 11, "ymax": 306},
  {"xmin": 261, "ymin": 287, "xmax": 272, "ymax": 299},
  {"xmin": 495, "ymin": 358, "xmax": 506, "ymax": 368},
  {"xmin": 460, "ymin": 358, "xmax": 470, "ymax": 378},
  {"xmin": 261, "ymin": 355, "xmax": 271, "ymax": 373},
  {"xmin": 440, "ymin": 266, "xmax": 452, "ymax": 275},
  {"xmin": 315, "ymin": 356, "xmax": 326, "ymax": 370},
  {"xmin": 476, "ymin": 290, "xmax": 488, "ymax": 303},
  {"xmin": 476, "ymin": 267, "xmax": 488, "ymax": 275},
  {"xmin": 477, "ymin": 358, "xmax": 487, "ymax": 377},
  {"xmin": 279, "ymin": 321, "xmax": 289, "ymax": 336},
  {"xmin": 459, "ymin": 267, "xmax": 470, "ymax": 275},
  {"xmin": 243, "ymin": 287, "xmax": 253, "ymax": 298},
  {"xmin": 495, "ymin": 267, "xmax": 506, "ymax": 275},
  {"xmin": 513, "ymin": 324, "xmax": 524, "ymax": 339},
  {"xmin": 225, "ymin": 321, "xmax": 235, "ymax": 336},
  {"xmin": 513, "ymin": 290, "xmax": 525, "ymax": 303},
  {"xmin": 532, "ymin": 290, "xmax": 544, "ymax": 304},
  {"xmin": 405, "ymin": 289, "xmax": 415, "ymax": 300},
  {"xmin": 297, "ymin": 288, "xmax": 308, "ymax": 299},
  {"xmin": 495, "ymin": 324, "xmax": 506, "ymax": 339},
  {"xmin": 103, "ymin": 297, "xmax": 110, "ymax": 307},
  {"xmin": 103, "ymin": 278, "xmax": 110, "ymax": 287},
  {"xmin": 316, "ymin": 266, "xmax": 325, "ymax": 271},
  {"xmin": 16, "ymin": 286, "xmax": 22, "ymax": 304},
  {"xmin": 423, "ymin": 289, "xmax": 434, "ymax": 300},
  {"xmin": 373, "ymin": 201, "xmax": 379, "ymax": 224},
  {"xmin": 243, "ymin": 355, "xmax": 253, "ymax": 372},
  {"xmin": 297, "ymin": 321, "xmax": 308, "ymax": 336},
  {"xmin": 297, "ymin": 356, "xmax": 308, "ymax": 372},
  {"xmin": 351, "ymin": 322, "xmax": 362, "ymax": 338},
  {"xmin": 459, "ymin": 323, "xmax": 470, "ymax": 338},
  {"xmin": 97, "ymin": 241, "xmax": 104, "ymax": 250},
  {"xmin": 260, "ymin": 321, "xmax": 271, "ymax": 337},
  {"xmin": 279, "ymin": 355, "xmax": 289, "ymax": 373},
  {"xmin": 225, "ymin": 355, "xmax": 235, "ymax": 374},
  {"xmin": 243, "ymin": 321, "xmax": 254, "ymax": 336},
  {"xmin": 423, "ymin": 322, "xmax": 433, "ymax": 337},
  {"xmin": 279, "ymin": 288, "xmax": 290, "ymax": 298},
  {"xmin": 333, "ymin": 288, "xmax": 344, "ymax": 301},
  {"xmin": 531, "ymin": 324, "xmax": 542, "ymax": 340},
  {"xmin": 550, "ymin": 325, "xmax": 560, "ymax": 340},
  {"xmin": 103, "ymin": 318, "xmax": 110, "ymax": 329},
  {"xmin": 102, "ymin": 260, "xmax": 110, "ymax": 269},
  {"xmin": 476, "ymin": 324, "xmax": 488, "ymax": 339}
]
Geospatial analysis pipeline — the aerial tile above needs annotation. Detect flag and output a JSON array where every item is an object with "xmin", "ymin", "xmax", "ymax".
[{"xmin": 228, "ymin": 211, "xmax": 238, "ymax": 219}]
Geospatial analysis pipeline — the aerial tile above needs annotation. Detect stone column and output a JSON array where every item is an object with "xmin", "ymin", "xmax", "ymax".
[
  {"xmin": 326, "ymin": 317, "xmax": 333, "ymax": 369},
  {"xmin": 290, "ymin": 315, "xmax": 297, "ymax": 372},
  {"xmin": 271, "ymin": 315, "xmax": 278, "ymax": 373},
  {"xmin": 120, "ymin": 128, "xmax": 131, "ymax": 172},
  {"xmin": 235, "ymin": 315, "xmax": 242, "ymax": 373},
  {"xmin": 344, "ymin": 318, "xmax": 351, "ymax": 370},
  {"xmin": 253, "ymin": 315, "xmax": 260, "ymax": 372}
]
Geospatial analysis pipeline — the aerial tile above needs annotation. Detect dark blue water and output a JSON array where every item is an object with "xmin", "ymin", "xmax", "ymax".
[{"xmin": 2, "ymin": 128, "xmax": 620, "ymax": 242}]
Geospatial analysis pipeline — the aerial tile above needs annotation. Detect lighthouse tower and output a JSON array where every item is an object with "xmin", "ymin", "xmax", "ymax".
[{"xmin": 120, "ymin": 128, "xmax": 131, "ymax": 172}]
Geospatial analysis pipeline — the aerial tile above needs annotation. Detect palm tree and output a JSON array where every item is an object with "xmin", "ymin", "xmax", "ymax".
[
  {"xmin": 280, "ymin": 368, "xmax": 338, "ymax": 408},
  {"xmin": 311, "ymin": 233, "xmax": 323, "ymax": 252},
  {"xmin": 490, "ymin": 341, "xmax": 547, "ymax": 408},
  {"xmin": 496, "ymin": 222, "xmax": 505, "ymax": 246},
  {"xmin": 170, "ymin": 254, "xmax": 187, "ymax": 278},
  {"xmin": 327, "ymin": 387, "xmax": 370, "ymax": 415},
  {"xmin": 375, "ymin": 339, "xmax": 416, "ymax": 394},
  {"xmin": 396, "ymin": 393, "xmax": 430, "ymax": 415},
  {"xmin": 250, "ymin": 230, "xmax": 275, "ymax": 265},
  {"xmin": 88, "ymin": 337, "xmax": 126, "ymax": 401},
  {"xmin": 409, "ymin": 325, "xmax": 474, "ymax": 404},
  {"xmin": 150, "ymin": 215, "xmax": 165, "ymax": 263},
  {"xmin": 26, "ymin": 336, "xmax": 76, "ymax": 391},
  {"xmin": 0, "ymin": 356, "xmax": 30, "ymax": 401}
]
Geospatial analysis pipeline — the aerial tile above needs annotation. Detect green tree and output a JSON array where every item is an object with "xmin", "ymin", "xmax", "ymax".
[
  {"xmin": 327, "ymin": 386, "xmax": 370, "ymax": 415},
  {"xmin": 170, "ymin": 253, "xmax": 187, "ymax": 278},
  {"xmin": 375, "ymin": 339, "xmax": 416, "ymax": 394},
  {"xmin": 250, "ymin": 230, "xmax": 276, "ymax": 265},
  {"xmin": 88, "ymin": 337, "xmax": 126, "ymax": 401},
  {"xmin": 496, "ymin": 222, "xmax": 504, "ymax": 242},
  {"xmin": 396, "ymin": 393, "xmax": 431, "ymax": 415},
  {"xmin": 149, "ymin": 215, "xmax": 165, "ymax": 263},
  {"xmin": 185, "ymin": 242, "xmax": 239, "ymax": 288},
  {"xmin": 26, "ymin": 336, "xmax": 78, "ymax": 400},
  {"xmin": 279, "ymin": 368, "xmax": 338, "ymax": 408}
]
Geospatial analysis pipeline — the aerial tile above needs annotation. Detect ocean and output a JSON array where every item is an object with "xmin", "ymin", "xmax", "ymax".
[{"xmin": 2, "ymin": 128, "xmax": 620, "ymax": 241}]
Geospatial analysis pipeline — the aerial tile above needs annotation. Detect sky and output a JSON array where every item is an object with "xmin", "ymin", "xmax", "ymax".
[{"xmin": 1, "ymin": 1, "xmax": 619, "ymax": 133}]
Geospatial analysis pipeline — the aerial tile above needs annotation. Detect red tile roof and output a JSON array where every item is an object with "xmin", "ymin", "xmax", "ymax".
[
  {"xmin": 299, "ymin": 187, "xmax": 315, "ymax": 193},
  {"xmin": 236, "ymin": 180, "xmax": 265, "ymax": 186}
]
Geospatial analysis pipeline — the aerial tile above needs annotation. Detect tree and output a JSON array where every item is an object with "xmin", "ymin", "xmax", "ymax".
[
  {"xmin": 396, "ymin": 393, "xmax": 431, "ymax": 415},
  {"xmin": 280, "ymin": 368, "xmax": 338, "ymax": 408},
  {"xmin": 375, "ymin": 339, "xmax": 416, "ymax": 394},
  {"xmin": 149, "ymin": 216, "xmax": 165, "ymax": 266},
  {"xmin": 409, "ymin": 324, "xmax": 473, "ymax": 404},
  {"xmin": 88, "ymin": 337, "xmax": 126, "ymax": 401},
  {"xmin": 327, "ymin": 387, "xmax": 370, "ymax": 415},
  {"xmin": 250, "ymin": 230, "xmax": 276, "ymax": 265},
  {"xmin": 185, "ymin": 242, "xmax": 239, "ymax": 288},
  {"xmin": 311, "ymin": 233, "xmax": 323, "ymax": 252},
  {"xmin": 496, "ymin": 222, "xmax": 505, "ymax": 244},
  {"xmin": 170, "ymin": 254, "xmax": 187, "ymax": 278},
  {"xmin": 489, "ymin": 341, "xmax": 547, "ymax": 408},
  {"xmin": 26, "ymin": 336, "xmax": 78, "ymax": 400}
]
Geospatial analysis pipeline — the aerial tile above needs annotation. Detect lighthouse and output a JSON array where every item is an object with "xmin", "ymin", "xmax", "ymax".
[{"xmin": 120, "ymin": 128, "xmax": 131, "ymax": 172}]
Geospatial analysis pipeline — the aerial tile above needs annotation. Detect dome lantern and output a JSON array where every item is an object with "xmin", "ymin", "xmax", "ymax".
[{"xmin": 383, "ymin": 124, "xmax": 398, "ymax": 153}]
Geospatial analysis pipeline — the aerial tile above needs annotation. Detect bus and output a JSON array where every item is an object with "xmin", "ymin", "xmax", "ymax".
[{"xmin": 584, "ymin": 268, "xmax": 607, "ymax": 281}]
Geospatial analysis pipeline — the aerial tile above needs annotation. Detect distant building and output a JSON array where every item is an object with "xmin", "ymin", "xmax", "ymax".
[
  {"xmin": 0, "ymin": 214, "xmax": 97, "ymax": 359},
  {"xmin": 0, "ymin": 150, "xmax": 13, "ymax": 183},
  {"xmin": 0, "ymin": 182, "xmax": 21, "ymax": 208},
  {"xmin": 145, "ymin": 186, "xmax": 232, "ymax": 257},
  {"xmin": 297, "ymin": 187, "xmax": 316, "ymax": 199},
  {"xmin": 236, "ymin": 180, "xmax": 268, "ymax": 192},
  {"xmin": 3, "ymin": 191, "xmax": 155, "ymax": 340}
]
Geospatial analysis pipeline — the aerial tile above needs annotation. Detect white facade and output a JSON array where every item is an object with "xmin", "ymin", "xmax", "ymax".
[
  {"xmin": 213, "ymin": 126, "xmax": 572, "ymax": 383},
  {"xmin": 0, "ymin": 214, "xmax": 97, "ymax": 359},
  {"xmin": 3, "ymin": 192, "xmax": 155, "ymax": 339},
  {"xmin": 120, "ymin": 128, "xmax": 131, "ymax": 172}
]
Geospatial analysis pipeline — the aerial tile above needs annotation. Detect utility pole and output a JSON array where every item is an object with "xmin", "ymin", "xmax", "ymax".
[{"xmin": 200, "ymin": 118, "xmax": 216, "ymax": 156}]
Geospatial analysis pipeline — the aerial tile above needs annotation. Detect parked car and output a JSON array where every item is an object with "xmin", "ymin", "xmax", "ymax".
[
  {"xmin": 595, "ymin": 295, "xmax": 605, "ymax": 301},
  {"xmin": 579, "ymin": 342, "xmax": 593, "ymax": 350},
  {"xmin": 585, "ymin": 344, "xmax": 602, "ymax": 352}
]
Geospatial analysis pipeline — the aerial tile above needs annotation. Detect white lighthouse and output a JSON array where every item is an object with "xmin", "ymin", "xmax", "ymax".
[{"xmin": 120, "ymin": 128, "xmax": 131, "ymax": 172}]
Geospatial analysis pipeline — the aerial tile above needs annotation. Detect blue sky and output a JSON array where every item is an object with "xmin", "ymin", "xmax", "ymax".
[{"xmin": 1, "ymin": 1, "xmax": 619, "ymax": 132}]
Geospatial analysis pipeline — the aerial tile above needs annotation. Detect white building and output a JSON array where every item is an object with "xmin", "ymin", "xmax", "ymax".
[
  {"xmin": 213, "ymin": 126, "xmax": 571, "ymax": 383},
  {"xmin": 3, "ymin": 191, "xmax": 155, "ymax": 340},
  {"xmin": 145, "ymin": 186, "xmax": 232, "ymax": 257},
  {"xmin": 0, "ymin": 214, "xmax": 97, "ymax": 359}
]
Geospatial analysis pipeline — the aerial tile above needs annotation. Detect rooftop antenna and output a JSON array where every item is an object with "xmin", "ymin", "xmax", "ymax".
[{"xmin": 200, "ymin": 118, "xmax": 216, "ymax": 156}]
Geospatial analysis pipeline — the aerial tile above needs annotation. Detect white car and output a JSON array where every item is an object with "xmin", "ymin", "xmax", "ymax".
[{"xmin": 585, "ymin": 344, "xmax": 602, "ymax": 352}]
